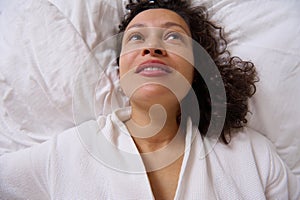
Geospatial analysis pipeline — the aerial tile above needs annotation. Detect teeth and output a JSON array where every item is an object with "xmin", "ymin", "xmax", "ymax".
[{"xmin": 142, "ymin": 67, "xmax": 166, "ymax": 72}]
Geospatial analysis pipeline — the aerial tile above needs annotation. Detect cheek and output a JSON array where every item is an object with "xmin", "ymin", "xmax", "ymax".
[
  {"xmin": 119, "ymin": 51, "xmax": 139, "ymax": 77},
  {"xmin": 174, "ymin": 58, "xmax": 194, "ymax": 84}
]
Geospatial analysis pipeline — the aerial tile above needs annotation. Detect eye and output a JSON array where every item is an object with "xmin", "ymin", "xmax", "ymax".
[
  {"xmin": 127, "ymin": 33, "xmax": 144, "ymax": 42},
  {"xmin": 165, "ymin": 32, "xmax": 183, "ymax": 41}
]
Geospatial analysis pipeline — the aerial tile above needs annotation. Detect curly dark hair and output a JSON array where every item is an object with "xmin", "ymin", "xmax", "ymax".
[{"xmin": 118, "ymin": 0, "xmax": 258, "ymax": 144}]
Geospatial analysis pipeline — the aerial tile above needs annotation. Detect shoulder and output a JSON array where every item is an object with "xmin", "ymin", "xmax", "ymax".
[
  {"xmin": 0, "ymin": 123, "xmax": 85, "ymax": 199},
  {"xmin": 214, "ymin": 127, "xmax": 277, "ymax": 159},
  {"xmin": 211, "ymin": 127, "xmax": 299, "ymax": 199},
  {"xmin": 214, "ymin": 127, "xmax": 280, "ymax": 177},
  {"xmin": 236, "ymin": 127, "xmax": 275, "ymax": 155}
]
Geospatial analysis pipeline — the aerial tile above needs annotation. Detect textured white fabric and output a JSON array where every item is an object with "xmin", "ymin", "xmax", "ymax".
[
  {"xmin": 0, "ymin": 0, "xmax": 125, "ymax": 155},
  {"xmin": 1, "ymin": 107, "xmax": 299, "ymax": 199},
  {"xmin": 0, "ymin": 0, "xmax": 88, "ymax": 154},
  {"xmin": 1, "ymin": 0, "xmax": 300, "ymax": 191}
]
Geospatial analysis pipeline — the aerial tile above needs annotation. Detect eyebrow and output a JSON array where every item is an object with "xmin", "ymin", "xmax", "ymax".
[{"xmin": 126, "ymin": 22, "xmax": 190, "ymax": 35}]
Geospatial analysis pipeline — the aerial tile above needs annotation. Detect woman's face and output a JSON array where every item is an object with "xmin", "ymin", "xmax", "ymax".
[{"xmin": 119, "ymin": 9, "xmax": 194, "ymax": 106}]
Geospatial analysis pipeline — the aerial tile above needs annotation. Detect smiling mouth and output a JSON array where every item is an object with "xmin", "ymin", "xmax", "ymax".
[{"xmin": 136, "ymin": 63, "xmax": 172, "ymax": 77}]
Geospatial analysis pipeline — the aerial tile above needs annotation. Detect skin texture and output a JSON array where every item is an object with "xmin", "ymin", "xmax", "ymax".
[
  {"xmin": 118, "ymin": 9, "xmax": 194, "ymax": 199},
  {"xmin": 119, "ymin": 8, "xmax": 194, "ymax": 127}
]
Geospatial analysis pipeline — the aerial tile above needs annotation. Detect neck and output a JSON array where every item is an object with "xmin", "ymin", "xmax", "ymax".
[{"xmin": 126, "ymin": 103, "xmax": 181, "ymax": 153}]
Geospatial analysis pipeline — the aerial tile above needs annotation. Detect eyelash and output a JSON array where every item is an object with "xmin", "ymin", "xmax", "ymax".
[
  {"xmin": 126, "ymin": 31, "xmax": 184, "ymax": 43},
  {"xmin": 127, "ymin": 33, "xmax": 144, "ymax": 42},
  {"xmin": 164, "ymin": 32, "xmax": 183, "ymax": 41}
]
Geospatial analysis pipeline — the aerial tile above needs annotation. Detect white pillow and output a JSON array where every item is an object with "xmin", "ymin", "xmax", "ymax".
[
  {"xmin": 192, "ymin": 0, "xmax": 300, "ymax": 176},
  {"xmin": 48, "ymin": 0, "xmax": 125, "ymax": 50},
  {"xmin": 0, "ymin": 0, "xmax": 125, "ymax": 154}
]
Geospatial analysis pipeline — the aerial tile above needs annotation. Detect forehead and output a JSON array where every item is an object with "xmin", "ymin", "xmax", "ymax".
[{"xmin": 126, "ymin": 8, "xmax": 191, "ymax": 35}]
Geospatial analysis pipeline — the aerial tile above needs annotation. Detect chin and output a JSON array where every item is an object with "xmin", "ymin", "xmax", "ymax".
[
  {"xmin": 131, "ymin": 84, "xmax": 179, "ymax": 105},
  {"xmin": 136, "ymin": 84, "xmax": 172, "ymax": 96}
]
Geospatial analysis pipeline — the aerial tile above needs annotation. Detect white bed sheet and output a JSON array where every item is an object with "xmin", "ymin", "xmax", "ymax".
[
  {"xmin": 0, "ymin": 0, "xmax": 299, "ymax": 183},
  {"xmin": 0, "ymin": 0, "xmax": 124, "ymax": 154}
]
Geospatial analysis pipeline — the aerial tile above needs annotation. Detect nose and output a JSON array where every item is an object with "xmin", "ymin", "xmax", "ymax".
[{"xmin": 142, "ymin": 47, "xmax": 167, "ymax": 57}]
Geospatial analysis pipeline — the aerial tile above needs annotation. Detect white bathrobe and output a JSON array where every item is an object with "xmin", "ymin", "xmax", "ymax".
[{"xmin": 1, "ymin": 107, "xmax": 299, "ymax": 199}]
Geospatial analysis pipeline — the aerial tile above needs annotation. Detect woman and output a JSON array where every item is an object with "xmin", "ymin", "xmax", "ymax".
[{"xmin": 0, "ymin": 0, "xmax": 298, "ymax": 199}]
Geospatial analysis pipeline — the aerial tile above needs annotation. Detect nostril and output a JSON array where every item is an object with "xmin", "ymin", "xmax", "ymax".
[
  {"xmin": 154, "ymin": 49, "xmax": 163, "ymax": 55},
  {"xmin": 142, "ymin": 48, "xmax": 166, "ymax": 56},
  {"xmin": 144, "ymin": 49, "xmax": 150, "ymax": 55}
]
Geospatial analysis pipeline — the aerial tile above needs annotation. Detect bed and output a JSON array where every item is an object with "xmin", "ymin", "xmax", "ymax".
[{"xmin": 0, "ymin": 0, "xmax": 299, "ymax": 192}]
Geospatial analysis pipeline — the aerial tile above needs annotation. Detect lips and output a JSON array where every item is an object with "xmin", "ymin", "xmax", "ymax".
[{"xmin": 136, "ymin": 60, "xmax": 172, "ymax": 77}]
